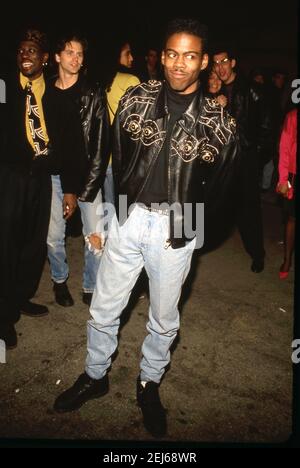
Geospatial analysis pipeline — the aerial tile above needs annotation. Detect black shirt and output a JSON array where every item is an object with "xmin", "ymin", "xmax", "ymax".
[
  {"xmin": 52, "ymin": 78, "xmax": 82, "ymax": 113},
  {"xmin": 48, "ymin": 79, "xmax": 87, "ymax": 193},
  {"xmin": 138, "ymin": 84, "xmax": 197, "ymax": 206}
]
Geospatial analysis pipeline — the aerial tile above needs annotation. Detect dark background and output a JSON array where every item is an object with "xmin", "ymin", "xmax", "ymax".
[{"xmin": 0, "ymin": 0, "xmax": 298, "ymax": 80}]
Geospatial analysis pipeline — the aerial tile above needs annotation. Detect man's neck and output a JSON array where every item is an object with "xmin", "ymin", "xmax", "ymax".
[
  {"xmin": 147, "ymin": 64, "xmax": 156, "ymax": 73},
  {"xmin": 224, "ymin": 71, "xmax": 236, "ymax": 85},
  {"xmin": 55, "ymin": 70, "xmax": 79, "ymax": 89}
]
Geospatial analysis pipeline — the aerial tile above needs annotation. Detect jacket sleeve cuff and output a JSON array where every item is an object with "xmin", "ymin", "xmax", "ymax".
[{"xmin": 60, "ymin": 175, "xmax": 80, "ymax": 195}]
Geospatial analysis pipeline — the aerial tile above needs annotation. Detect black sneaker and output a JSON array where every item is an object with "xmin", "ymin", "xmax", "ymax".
[
  {"xmin": 53, "ymin": 281, "xmax": 74, "ymax": 307},
  {"xmin": 82, "ymin": 292, "xmax": 93, "ymax": 306},
  {"xmin": 21, "ymin": 301, "xmax": 49, "ymax": 317},
  {"xmin": 136, "ymin": 377, "xmax": 167, "ymax": 438},
  {"xmin": 53, "ymin": 372, "xmax": 109, "ymax": 413},
  {"xmin": 0, "ymin": 323, "xmax": 17, "ymax": 349}
]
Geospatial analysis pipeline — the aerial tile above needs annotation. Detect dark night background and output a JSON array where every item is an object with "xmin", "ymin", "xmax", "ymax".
[
  {"xmin": 0, "ymin": 0, "xmax": 299, "ymax": 449},
  {"xmin": 0, "ymin": 0, "xmax": 298, "ymax": 82}
]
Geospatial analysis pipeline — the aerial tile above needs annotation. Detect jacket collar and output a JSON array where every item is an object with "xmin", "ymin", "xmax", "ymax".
[{"xmin": 153, "ymin": 80, "xmax": 204, "ymax": 133}]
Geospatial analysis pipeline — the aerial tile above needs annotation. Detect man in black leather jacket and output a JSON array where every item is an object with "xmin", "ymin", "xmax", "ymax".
[
  {"xmin": 53, "ymin": 19, "xmax": 238, "ymax": 437},
  {"xmin": 47, "ymin": 34, "xmax": 110, "ymax": 307},
  {"xmin": 212, "ymin": 46, "xmax": 273, "ymax": 272}
]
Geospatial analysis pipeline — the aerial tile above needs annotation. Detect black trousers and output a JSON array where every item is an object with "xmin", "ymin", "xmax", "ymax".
[
  {"xmin": 236, "ymin": 150, "xmax": 265, "ymax": 261},
  {"xmin": 0, "ymin": 164, "xmax": 51, "ymax": 326}
]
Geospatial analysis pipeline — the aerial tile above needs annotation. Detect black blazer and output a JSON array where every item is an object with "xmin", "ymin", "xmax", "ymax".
[{"xmin": 0, "ymin": 73, "xmax": 86, "ymax": 195}]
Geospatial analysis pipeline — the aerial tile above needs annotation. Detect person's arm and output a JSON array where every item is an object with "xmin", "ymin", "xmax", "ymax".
[
  {"xmin": 252, "ymin": 86, "xmax": 274, "ymax": 162},
  {"xmin": 111, "ymin": 102, "xmax": 123, "ymax": 196},
  {"xmin": 79, "ymin": 87, "xmax": 111, "ymax": 202},
  {"xmin": 201, "ymin": 106, "xmax": 240, "ymax": 217},
  {"xmin": 277, "ymin": 111, "xmax": 294, "ymax": 196},
  {"xmin": 111, "ymin": 85, "xmax": 137, "ymax": 195},
  {"xmin": 111, "ymin": 92, "xmax": 138, "ymax": 226}
]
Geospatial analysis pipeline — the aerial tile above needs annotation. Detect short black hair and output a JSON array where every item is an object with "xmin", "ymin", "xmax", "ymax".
[
  {"xmin": 272, "ymin": 69, "xmax": 287, "ymax": 77},
  {"xmin": 55, "ymin": 33, "xmax": 88, "ymax": 55},
  {"xmin": 249, "ymin": 68, "xmax": 265, "ymax": 80},
  {"xmin": 18, "ymin": 28, "xmax": 49, "ymax": 53},
  {"xmin": 210, "ymin": 43, "xmax": 237, "ymax": 60},
  {"xmin": 164, "ymin": 18, "xmax": 208, "ymax": 53}
]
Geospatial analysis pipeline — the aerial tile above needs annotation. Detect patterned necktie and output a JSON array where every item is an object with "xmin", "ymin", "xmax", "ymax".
[{"xmin": 26, "ymin": 81, "xmax": 48, "ymax": 157}]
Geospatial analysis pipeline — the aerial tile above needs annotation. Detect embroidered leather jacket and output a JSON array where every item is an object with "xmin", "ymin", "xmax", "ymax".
[{"xmin": 113, "ymin": 80, "xmax": 239, "ymax": 248}]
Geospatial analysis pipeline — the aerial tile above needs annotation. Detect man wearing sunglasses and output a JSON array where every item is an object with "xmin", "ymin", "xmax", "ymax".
[{"xmin": 212, "ymin": 47, "xmax": 273, "ymax": 273}]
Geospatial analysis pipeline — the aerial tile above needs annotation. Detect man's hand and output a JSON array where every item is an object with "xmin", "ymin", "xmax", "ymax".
[
  {"xmin": 63, "ymin": 193, "xmax": 77, "ymax": 220},
  {"xmin": 88, "ymin": 233, "xmax": 105, "ymax": 251},
  {"xmin": 216, "ymin": 94, "xmax": 228, "ymax": 108}
]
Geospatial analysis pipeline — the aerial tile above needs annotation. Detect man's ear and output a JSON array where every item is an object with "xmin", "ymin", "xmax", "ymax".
[
  {"xmin": 54, "ymin": 53, "xmax": 60, "ymax": 64},
  {"xmin": 231, "ymin": 58, "xmax": 236, "ymax": 69},
  {"xmin": 201, "ymin": 53, "xmax": 209, "ymax": 71},
  {"xmin": 161, "ymin": 51, "xmax": 165, "ymax": 66}
]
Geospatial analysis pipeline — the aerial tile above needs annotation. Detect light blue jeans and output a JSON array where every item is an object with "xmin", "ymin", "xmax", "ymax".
[
  {"xmin": 86, "ymin": 205, "xmax": 196, "ymax": 383},
  {"xmin": 47, "ymin": 175, "xmax": 104, "ymax": 293},
  {"xmin": 103, "ymin": 164, "xmax": 115, "ymax": 206}
]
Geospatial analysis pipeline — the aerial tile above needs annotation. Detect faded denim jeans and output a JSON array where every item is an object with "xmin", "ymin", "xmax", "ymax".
[
  {"xmin": 47, "ymin": 175, "xmax": 104, "ymax": 292},
  {"xmin": 86, "ymin": 204, "xmax": 196, "ymax": 383}
]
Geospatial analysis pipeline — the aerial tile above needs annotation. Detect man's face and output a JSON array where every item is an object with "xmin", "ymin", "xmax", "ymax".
[
  {"xmin": 55, "ymin": 41, "xmax": 84, "ymax": 75},
  {"xmin": 120, "ymin": 43, "xmax": 133, "ymax": 68},
  {"xmin": 254, "ymin": 74, "xmax": 264, "ymax": 84},
  {"xmin": 212, "ymin": 52, "xmax": 236, "ymax": 84},
  {"xmin": 161, "ymin": 33, "xmax": 208, "ymax": 94},
  {"xmin": 146, "ymin": 49, "xmax": 158, "ymax": 68},
  {"xmin": 273, "ymin": 73, "xmax": 285, "ymax": 89},
  {"xmin": 17, "ymin": 40, "xmax": 48, "ymax": 80}
]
